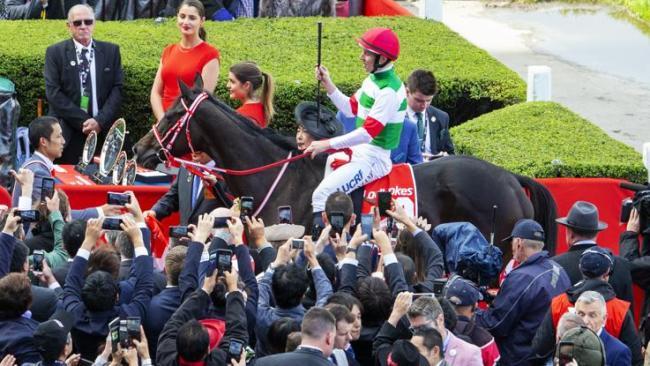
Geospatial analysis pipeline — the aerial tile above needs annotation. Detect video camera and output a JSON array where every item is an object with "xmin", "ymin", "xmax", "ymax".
[{"xmin": 620, "ymin": 182, "xmax": 650, "ymax": 234}]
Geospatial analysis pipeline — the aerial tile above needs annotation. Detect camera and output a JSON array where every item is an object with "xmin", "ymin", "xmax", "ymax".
[
  {"xmin": 329, "ymin": 211, "xmax": 344, "ymax": 236},
  {"xmin": 17, "ymin": 210, "xmax": 40, "ymax": 223},
  {"xmin": 109, "ymin": 318, "xmax": 120, "ymax": 351},
  {"xmin": 312, "ymin": 224, "xmax": 323, "ymax": 242},
  {"xmin": 107, "ymin": 192, "xmax": 130, "ymax": 206},
  {"xmin": 432, "ymin": 278, "xmax": 447, "ymax": 296},
  {"xmin": 126, "ymin": 317, "xmax": 141, "ymax": 343},
  {"xmin": 278, "ymin": 206, "xmax": 292, "ymax": 224},
  {"xmin": 102, "ymin": 218, "xmax": 123, "ymax": 231},
  {"xmin": 169, "ymin": 226, "xmax": 189, "ymax": 238},
  {"xmin": 228, "ymin": 339, "xmax": 245, "ymax": 362},
  {"xmin": 213, "ymin": 216, "xmax": 229, "ymax": 229},
  {"xmin": 41, "ymin": 178, "xmax": 55, "ymax": 202},
  {"xmin": 621, "ymin": 198, "xmax": 634, "ymax": 222},
  {"xmin": 240, "ymin": 196, "xmax": 254, "ymax": 218},
  {"xmin": 622, "ymin": 190, "xmax": 650, "ymax": 234},
  {"xmin": 361, "ymin": 213, "xmax": 373, "ymax": 240},
  {"xmin": 32, "ymin": 250, "xmax": 45, "ymax": 272},
  {"xmin": 378, "ymin": 191, "xmax": 392, "ymax": 217},
  {"xmin": 291, "ymin": 239, "xmax": 304, "ymax": 250},
  {"xmin": 208, "ymin": 249, "xmax": 232, "ymax": 275}
]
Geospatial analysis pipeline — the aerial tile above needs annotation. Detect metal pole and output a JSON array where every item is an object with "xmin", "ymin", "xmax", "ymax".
[{"xmin": 490, "ymin": 204, "xmax": 497, "ymax": 245}]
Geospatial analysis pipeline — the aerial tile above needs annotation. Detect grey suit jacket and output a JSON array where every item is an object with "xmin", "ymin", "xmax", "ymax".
[{"xmin": 11, "ymin": 153, "xmax": 99, "ymax": 221}]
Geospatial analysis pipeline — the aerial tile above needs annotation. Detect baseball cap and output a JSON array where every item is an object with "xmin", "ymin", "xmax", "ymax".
[
  {"xmin": 387, "ymin": 340, "xmax": 429, "ymax": 366},
  {"xmin": 33, "ymin": 310, "xmax": 74, "ymax": 361},
  {"xmin": 444, "ymin": 276, "xmax": 483, "ymax": 306},
  {"xmin": 502, "ymin": 219, "xmax": 545, "ymax": 243},
  {"xmin": 555, "ymin": 326, "xmax": 605, "ymax": 366},
  {"xmin": 579, "ymin": 247, "xmax": 614, "ymax": 278}
]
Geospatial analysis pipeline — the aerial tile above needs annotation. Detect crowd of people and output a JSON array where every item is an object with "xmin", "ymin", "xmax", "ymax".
[{"xmin": 3, "ymin": 1, "xmax": 650, "ymax": 366}]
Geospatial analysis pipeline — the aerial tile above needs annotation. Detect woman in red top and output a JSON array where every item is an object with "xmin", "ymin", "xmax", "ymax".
[
  {"xmin": 227, "ymin": 62, "xmax": 275, "ymax": 128},
  {"xmin": 150, "ymin": 0, "xmax": 220, "ymax": 122}
]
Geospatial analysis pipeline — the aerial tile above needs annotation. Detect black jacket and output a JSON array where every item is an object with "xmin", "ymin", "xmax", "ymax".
[
  {"xmin": 423, "ymin": 105, "xmax": 455, "ymax": 156},
  {"xmin": 252, "ymin": 347, "xmax": 333, "ymax": 366},
  {"xmin": 530, "ymin": 279, "xmax": 642, "ymax": 365},
  {"xmin": 552, "ymin": 242, "xmax": 633, "ymax": 304},
  {"xmin": 151, "ymin": 167, "xmax": 225, "ymax": 226},
  {"xmin": 44, "ymin": 39, "xmax": 123, "ymax": 164},
  {"xmin": 156, "ymin": 288, "xmax": 248, "ymax": 366}
]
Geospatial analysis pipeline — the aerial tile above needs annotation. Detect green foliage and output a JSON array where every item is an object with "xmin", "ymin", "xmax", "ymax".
[
  {"xmin": 451, "ymin": 101, "xmax": 647, "ymax": 182},
  {"xmin": 0, "ymin": 16, "xmax": 525, "ymax": 139}
]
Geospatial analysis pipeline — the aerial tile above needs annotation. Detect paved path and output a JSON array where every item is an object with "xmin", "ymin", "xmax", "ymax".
[{"xmin": 398, "ymin": 0, "xmax": 650, "ymax": 153}]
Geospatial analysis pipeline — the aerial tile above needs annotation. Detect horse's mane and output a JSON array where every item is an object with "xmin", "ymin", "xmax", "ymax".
[{"xmin": 204, "ymin": 93, "xmax": 298, "ymax": 151}]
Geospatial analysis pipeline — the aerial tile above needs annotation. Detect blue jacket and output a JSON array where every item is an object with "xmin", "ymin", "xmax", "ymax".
[
  {"xmin": 0, "ymin": 316, "xmax": 39, "ymax": 365},
  {"xmin": 475, "ymin": 251, "xmax": 571, "ymax": 365},
  {"xmin": 143, "ymin": 286, "xmax": 181, "ymax": 357},
  {"xmin": 0, "ymin": 232, "xmax": 17, "ymax": 277},
  {"xmin": 336, "ymin": 111, "xmax": 423, "ymax": 165},
  {"xmin": 62, "ymin": 252, "xmax": 153, "ymax": 360},
  {"xmin": 390, "ymin": 119, "xmax": 423, "ymax": 165},
  {"xmin": 600, "ymin": 328, "xmax": 632, "ymax": 366}
]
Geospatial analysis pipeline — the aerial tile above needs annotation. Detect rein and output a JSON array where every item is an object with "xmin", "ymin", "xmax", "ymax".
[{"xmin": 150, "ymin": 91, "xmax": 352, "ymax": 215}]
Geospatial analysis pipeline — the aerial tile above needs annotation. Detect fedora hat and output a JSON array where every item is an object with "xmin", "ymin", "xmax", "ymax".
[{"xmin": 556, "ymin": 201, "xmax": 607, "ymax": 232}]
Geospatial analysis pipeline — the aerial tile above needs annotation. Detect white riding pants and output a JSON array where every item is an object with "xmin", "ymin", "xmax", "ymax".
[{"xmin": 312, "ymin": 144, "xmax": 392, "ymax": 212}]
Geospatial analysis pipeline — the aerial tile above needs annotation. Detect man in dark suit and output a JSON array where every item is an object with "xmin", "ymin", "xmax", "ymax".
[
  {"xmin": 144, "ymin": 151, "xmax": 225, "ymax": 225},
  {"xmin": 252, "ymin": 307, "xmax": 336, "ymax": 366},
  {"xmin": 552, "ymin": 201, "xmax": 634, "ymax": 304},
  {"xmin": 143, "ymin": 245, "xmax": 186, "ymax": 357},
  {"xmin": 575, "ymin": 291, "xmax": 632, "ymax": 366},
  {"xmin": 44, "ymin": 4, "xmax": 123, "ymax": 164},
  {"xmin": 405, "ymin": 69, "xmax": 454, "ymax": 161}
]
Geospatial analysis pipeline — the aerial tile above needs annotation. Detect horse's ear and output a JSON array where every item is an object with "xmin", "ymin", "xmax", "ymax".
[
  {"xmin": 178, "ymin": 78, "xmax": 192, "ymax": 99},
  {"xmin": 193, "ymin": 73, "xmax": 204, "ymax": 92}
]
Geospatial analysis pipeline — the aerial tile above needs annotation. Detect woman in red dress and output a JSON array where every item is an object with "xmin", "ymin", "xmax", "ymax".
[
  {"xmin": 227, "ymin": 62, "xmax": 275, "ymax": 128},
  {"xmin": 150, "ymin": 0, "xmax": 220, "ymax": 122}
]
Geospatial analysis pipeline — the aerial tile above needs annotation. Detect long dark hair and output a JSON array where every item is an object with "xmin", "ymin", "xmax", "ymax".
[
  {"xmin": 178, "ymin": 0, "xmax": 207, "ymax": 41},
  {"xmin": 229, "ymin": 61, "xmax": 275, "ymax": 125}
]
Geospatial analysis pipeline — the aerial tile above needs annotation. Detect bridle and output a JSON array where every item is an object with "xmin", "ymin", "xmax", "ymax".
[
  {"xmin": 152, "ymin": 91, "xmax": 209, "ymax": 165},
  {"xmin": 148, "ymin": 91, "xmax": 352, "ymax": 217}
]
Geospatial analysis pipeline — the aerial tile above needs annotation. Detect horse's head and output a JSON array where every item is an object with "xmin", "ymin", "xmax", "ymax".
[{"xmin": 133, "ymin": 74, "xmax": 207, "ymax": 168}]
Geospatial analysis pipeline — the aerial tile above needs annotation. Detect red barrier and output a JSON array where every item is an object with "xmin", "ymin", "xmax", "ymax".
[
  {"xmin": 537, "ymin": 178, "xmax": 642, "ymax": 323},
  {"xmin": 364, "ymin": 0, "xmax": 412, "ymax": 16}
]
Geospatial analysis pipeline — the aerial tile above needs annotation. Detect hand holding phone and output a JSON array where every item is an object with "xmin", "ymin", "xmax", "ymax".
[
  {"xmin": 32, "ymin": 250, "xmax": 45, "ymax": 272},
  {"xmin": 329, "ymin": 211, "xmax": 345, "ymax": 236},
  {"xmin": 102, "ymin": 218, "xmax": 123, "ymax": 231},
  {"xmin": 169, "ymin": 226, "xmax": 189, "ymax": 238},
  {"xmin": 17, "ymin": 210, "xmax": 40, "ymax": 223},
  {"xmin": 291, "ymin": 239, "xmax": 305, "ymax": 250},
  {"xmin": 278, "ymin": 205, "xmax": 293, "ymax": 224},
  {"xmin": 240, "ymin": 196, "xmax": 254, "ymax": 219},
  {"xmin": 361, "ymin": 214, "xmax": 373, "ymax": 240}
]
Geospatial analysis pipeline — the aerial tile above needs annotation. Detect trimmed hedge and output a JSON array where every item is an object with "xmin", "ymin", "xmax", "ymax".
[
  {"xmin": 451, "ymin": 101, "xmax": 647, "ymax": 182},
  {"xmin": 0, "ymin": 16, "xmax": 525, "ymax": 139}
]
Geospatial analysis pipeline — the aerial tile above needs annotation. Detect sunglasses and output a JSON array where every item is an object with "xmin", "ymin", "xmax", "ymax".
[{"xmin": 71, "ymin": 19, "xmax": 94, "ymax": 27}]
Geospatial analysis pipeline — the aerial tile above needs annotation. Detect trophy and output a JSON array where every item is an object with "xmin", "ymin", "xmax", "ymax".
[
  {"xmin": 75, "ymin": 131, "xmax": 98, "ymax": 175},
  {"xmin": 93, "ymin": 119, "xmax": 126, "ymax": 184},
  {"xmin": 111, "ymin": 151, "xmax": 127, "ymax": 185},
  {"xmin": 123, "ymin": 159, "xmax": 137, "ymax": 186}
]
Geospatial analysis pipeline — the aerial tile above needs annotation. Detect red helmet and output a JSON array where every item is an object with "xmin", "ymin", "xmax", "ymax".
[{"xmin": 356, "ymin": 27, "xmax": 400, "ymax": 61}]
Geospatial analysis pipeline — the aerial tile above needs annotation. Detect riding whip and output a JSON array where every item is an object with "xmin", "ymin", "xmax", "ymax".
[
  {"xmin": 490, "ymin": 205, "xmax": 497, "ymax": 246},
  {"xmin": 316, "ymin": 21, "xmax": 323, "ymax": 127}
]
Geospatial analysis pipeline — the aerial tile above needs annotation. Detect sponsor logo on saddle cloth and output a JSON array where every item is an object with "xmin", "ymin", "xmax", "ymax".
[{"xmin": 363, "ymin": 164, "xmax": 418, "ymax": 218}]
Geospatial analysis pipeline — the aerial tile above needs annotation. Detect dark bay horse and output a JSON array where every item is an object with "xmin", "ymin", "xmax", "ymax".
[{"xmin": 134, "ymin": 78, "xmax": 557, "ymax": 257}]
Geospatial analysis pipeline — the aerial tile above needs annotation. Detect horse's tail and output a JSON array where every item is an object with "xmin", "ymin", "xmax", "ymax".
[{"xmin": 516, "ymin": 174, "xmax": 558, "ymax": 255}]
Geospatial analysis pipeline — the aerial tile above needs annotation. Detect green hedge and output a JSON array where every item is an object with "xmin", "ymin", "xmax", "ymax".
[
  {"xmin": 451, "ymin": 101, "xmax": 647, "ymax": 182},
  {"xmin": 0, "ymin": 16, "xmax": 525, "ymax": 139}
]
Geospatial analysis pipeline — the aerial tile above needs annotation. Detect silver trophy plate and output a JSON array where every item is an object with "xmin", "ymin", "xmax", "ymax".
[
  {"xmin": 123, "ymin": 159, "xmax": 137, "ymax": 185},
  {"xmin": 98, "ymin": 118, "xmax": 126, "ymax": 177},
  {"xmin": 112, "ymin": 151, "xmax": 127, "ymax": 185},
  {"xmin": 82, "ymin": 131, "xmax": 97, "ymax": 165}
]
